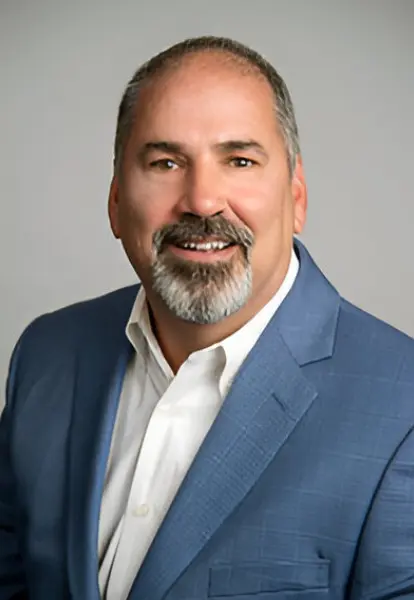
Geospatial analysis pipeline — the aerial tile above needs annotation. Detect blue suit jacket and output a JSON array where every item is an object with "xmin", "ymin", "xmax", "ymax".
[{"xmin": 2, "ymin": 240, "xmax": 414, "ymax": 600}]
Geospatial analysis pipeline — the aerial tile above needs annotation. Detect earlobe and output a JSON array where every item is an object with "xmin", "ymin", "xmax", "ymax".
[
  {"xmin": 108, "ymin": 176, "xmax": 121, "ymax": 239},
  {"xmin": 291, "ymin": 156, "xmax": 308, "ymax": 235}
]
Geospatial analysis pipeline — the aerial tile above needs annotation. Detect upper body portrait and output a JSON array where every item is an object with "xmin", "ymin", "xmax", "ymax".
[{"xmin": 1, "ymin": 36, "xmax": 414, "ymax": 600}]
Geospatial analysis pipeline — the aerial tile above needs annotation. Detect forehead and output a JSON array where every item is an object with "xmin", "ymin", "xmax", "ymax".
[{"xmin": 130, "ymin": 53, "xmax": 279, "ymax": 144}]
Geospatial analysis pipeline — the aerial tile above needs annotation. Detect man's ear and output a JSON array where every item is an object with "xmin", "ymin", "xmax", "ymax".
[
  {"xmin": 291, "ymin": 155, "xmax": 308, "ymax": 235},
  {"xmin": 108, "ymin": 175, "xmax": 121, "ymax": 239}
]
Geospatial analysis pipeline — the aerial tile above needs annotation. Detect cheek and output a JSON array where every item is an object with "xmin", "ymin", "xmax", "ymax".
[
  {"xmin": 228, "ymin": 178, "xmax": 286, "ymax": 237},
  {"xmin": 120, "ymin": 172, "xmax": 180, "ymax": 233},
  {"xmin": 115, "ymin": 202, "xmax": 155, "ymax": 268},
  {"xmin": 119, "ymin": 188, "xmax": 169, "ymax": 244}
]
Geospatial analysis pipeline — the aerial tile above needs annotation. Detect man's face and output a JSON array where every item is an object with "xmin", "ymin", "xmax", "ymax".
[{"xmin": 109, "ymin": 53, "xmax": 307, "ymax": 324}]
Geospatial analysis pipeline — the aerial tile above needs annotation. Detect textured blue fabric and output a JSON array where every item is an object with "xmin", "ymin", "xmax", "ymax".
[{"xmin": 1, "ymin": 240, "xmax": 414, "ymax": 600}]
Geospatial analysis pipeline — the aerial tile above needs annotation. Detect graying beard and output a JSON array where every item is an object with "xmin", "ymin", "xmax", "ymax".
[{"xmin": 151, "ymin": 254, "xmax": 252, "ymax": 324}]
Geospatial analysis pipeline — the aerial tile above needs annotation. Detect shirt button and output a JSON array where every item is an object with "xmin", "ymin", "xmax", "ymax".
[{"xmin": 133, "ymin": 504, "xmax": 150, "ymax": 517}]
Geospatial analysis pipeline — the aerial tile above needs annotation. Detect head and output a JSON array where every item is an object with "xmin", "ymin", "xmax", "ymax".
[{"xmin": 109, "ymin": 36, "xmax": 307, "ymax": 325}]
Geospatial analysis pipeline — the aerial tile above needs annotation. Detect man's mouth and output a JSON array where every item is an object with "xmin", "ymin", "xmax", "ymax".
[
  {"xmin": 175, "ymin": 239, "xmax": 234, "ymax": 251},
  {"xmin": 165, "ymin": 238, "xmax": 238, "ymax": 262}
]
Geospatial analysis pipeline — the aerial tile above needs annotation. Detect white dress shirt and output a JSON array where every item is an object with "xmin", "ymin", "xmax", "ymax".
[{"xmin": 98, "ymin": 249, "xmax": 299, "ymax": 600}]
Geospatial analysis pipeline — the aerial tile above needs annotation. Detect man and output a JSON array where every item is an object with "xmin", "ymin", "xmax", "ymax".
[{"xmin": 1, "ymin": 35, "xmax": 414, "ymax": 600}]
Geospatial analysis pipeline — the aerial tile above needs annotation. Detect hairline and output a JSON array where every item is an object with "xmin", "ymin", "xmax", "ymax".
[{"xmin": 114, "ymin": 41, "xmax": 300, "ymax": 177}]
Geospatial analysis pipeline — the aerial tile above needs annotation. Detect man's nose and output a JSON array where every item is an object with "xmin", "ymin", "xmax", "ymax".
[{"xmin": 178, "ymin": 161, "xmax": 227, "ymax": 217}]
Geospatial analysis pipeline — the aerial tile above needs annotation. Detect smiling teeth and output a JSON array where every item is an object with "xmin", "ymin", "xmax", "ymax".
[{"xmin": 182, "ymin": 241, "xmax": 230, "ymax": 251}]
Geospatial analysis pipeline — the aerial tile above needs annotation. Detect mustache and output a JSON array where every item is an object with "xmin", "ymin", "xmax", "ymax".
[{"xmin": 153, "ymin": 215, "xmax": 254, "ymax": 252}]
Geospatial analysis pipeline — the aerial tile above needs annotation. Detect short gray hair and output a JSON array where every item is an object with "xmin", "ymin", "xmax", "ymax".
[{"xmin": 114, "ymin": 36, "xmax": 301, "ymax": 175}]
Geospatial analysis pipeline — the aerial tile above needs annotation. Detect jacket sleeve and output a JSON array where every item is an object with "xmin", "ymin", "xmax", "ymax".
[
  {"xmin": 0, "ymin": 337, "xmax": 28, "ymax": 600},
  {"xmin": 350, "ymin": 426, "xmax": 414, "ymax": 599}
]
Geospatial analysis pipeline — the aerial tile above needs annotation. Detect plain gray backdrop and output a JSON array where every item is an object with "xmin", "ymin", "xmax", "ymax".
[{"xmin": 1, "ymin": 0, "xmax": 413, "ymax": 408}]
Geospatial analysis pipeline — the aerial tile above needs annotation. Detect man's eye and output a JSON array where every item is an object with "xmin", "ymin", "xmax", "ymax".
[
  {"xmin": 229, "ymin": 157, "xmax": 256, "ymax": 168},
  {"xmin": 149, "ymin": 159, "xmax": 178, "ymax": 171}
]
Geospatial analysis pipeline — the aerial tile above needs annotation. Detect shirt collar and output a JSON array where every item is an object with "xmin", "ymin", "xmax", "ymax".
[
  {"xmin": 126, "ymin": 246, "xmax": 299, "ymax": 394},
  {"xmin": 126, "ymin": 288, "xmax": 174, "ymax": 379}
]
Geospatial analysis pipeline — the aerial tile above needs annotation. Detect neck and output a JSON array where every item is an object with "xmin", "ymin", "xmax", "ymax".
[{"xmin": 145, "ymin": 252, "xmax": 293, "ymax": 373}]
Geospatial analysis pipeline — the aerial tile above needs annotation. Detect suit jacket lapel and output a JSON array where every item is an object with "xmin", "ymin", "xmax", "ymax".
[
  {"xmin": 128, "ymin": 331, "xmax": 316, "ymax": 600},
  {"xmin": 66, "ymin": 287, "xmax": 137, "ymax": 600},
  {"xmin": 128, "ymin": 240, "xmax": 341, "ymax": 600}
]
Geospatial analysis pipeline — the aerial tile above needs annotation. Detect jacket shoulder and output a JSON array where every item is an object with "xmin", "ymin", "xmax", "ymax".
[
  {"xmin": 335, "ymin": 298, "xmax": 414, "ymax": 384},
  {"xmin": 9, "ymin": 284, "xmax": 139, "ymax": 378},
  {"xmin": 26, "ymin": 284, "xmax": 137, "ymax": 336}
]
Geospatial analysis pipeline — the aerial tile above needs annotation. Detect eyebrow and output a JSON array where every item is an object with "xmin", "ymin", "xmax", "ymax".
[
  {"xmin": 214, "ymin": 139, "xmax": 269, "ymax": 159},
  {"xmin": 140, "ymin": 141, "xmax": 183, "ymax": 157},
  {"xmin": 138, "ymin": 139, "xmax": 269, "ymax": 160}
]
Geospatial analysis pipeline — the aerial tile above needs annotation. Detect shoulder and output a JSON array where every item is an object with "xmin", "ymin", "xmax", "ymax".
[
  {"xmin": 26, "ymin": 283, "xmax": 137, "ymax": 335},
  {"xmin": 338, "ymin": 297, "xmax": 414, "ymax": 354},
  {"xmin": 333, "ymin": 296, "xmax": 414, "ymax": 387},
  {"xmin": 10, "ymin": 284, "xmax": 139, "ymax": 371}
]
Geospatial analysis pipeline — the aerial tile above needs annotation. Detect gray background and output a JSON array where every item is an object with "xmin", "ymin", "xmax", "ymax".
[{"xmin": 1, "ymin": 0, "xmax": 413, "ymax": 408}]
